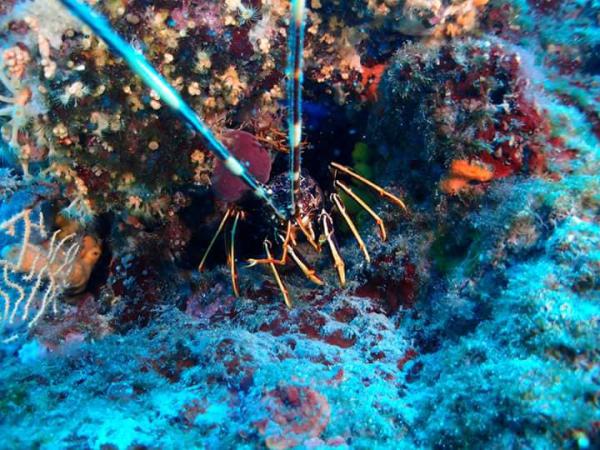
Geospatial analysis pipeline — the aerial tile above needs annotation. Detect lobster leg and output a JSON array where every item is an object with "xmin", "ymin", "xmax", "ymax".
[
  {"xmin": 247, "ymin": 221, "xmax": 293, "ymax": 267},
  {"xmin": 320, "ymin": 210, "xmax": 346, "ymax": 287},
  {"xmin": 198, "ymin": 209, "xmax": 232, "ymax": 272},
  {"xmin": 264, "ymin": 240, "xmax": 292, "ymax": 308},
  {"xmin": 228, "ymin": 211, "xmax": 242, "ymax": 297},
  {"xmin": 296, "ymin": 218, "xmax": 320, "ymax": 251},
  {"xmin": 335, "ymin": 180, "xmax": 388, "ymax": 242},
  {"xmin": 331, "ymin": 193, "xmax": 371, "ymax": 263},
  {"xmin": 331, "ymin": 162, "xmax": 408, "ymax": 212},
  {"xmin": 282, "ymin": 237, "xmax": 324, "ymax": 286}
]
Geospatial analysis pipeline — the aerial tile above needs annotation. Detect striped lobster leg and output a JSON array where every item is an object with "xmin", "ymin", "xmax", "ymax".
[
  {"xmin": 287, "ymin": 0, "xmax": 307, "ymax": 218},
  {"xmin": 58, "ymin": 0, "xmax": 287, "ymax": 222}
]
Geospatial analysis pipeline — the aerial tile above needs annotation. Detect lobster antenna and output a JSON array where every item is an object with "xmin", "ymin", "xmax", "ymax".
[
  {"xmin": 287, "ymin": 0, "xmax": 307, "ymax": 217},
  {"xmin": 58, "ymin": 0, "xmax": 287, "ymax": 221}
]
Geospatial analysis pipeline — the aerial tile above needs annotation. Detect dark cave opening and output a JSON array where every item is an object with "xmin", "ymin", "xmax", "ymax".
[{"xmin": 181, "ymin": 82, "xmax": 371, "ymax": 272}]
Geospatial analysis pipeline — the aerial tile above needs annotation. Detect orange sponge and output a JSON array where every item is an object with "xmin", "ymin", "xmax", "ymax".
[
  {"xmin": 440, "ymin": 159, "xmax": 494, "ymax": 195},
  {"xmin": 449, "ymin": 159, "xmax": 494, "ymax": 182}
]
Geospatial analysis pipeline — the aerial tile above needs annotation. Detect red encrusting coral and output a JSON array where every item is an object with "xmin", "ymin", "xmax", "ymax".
[
  {"xmin": 257, "ymin": 385, "xmax": 331, "ymax": 450},
  {"xmin": 211, "ymin": 130, "xmax": 273, "ymax": 202},
  {"xmin": 355, "ymin": 255, "xmax": 419, "ymax": 314},
  {"xmin": 360, "ymin": 63, "xmax": 387, "ymax": 102}
]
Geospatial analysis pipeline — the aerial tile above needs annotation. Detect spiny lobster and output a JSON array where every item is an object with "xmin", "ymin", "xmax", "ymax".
[{"xmin": 59, "ymin": 0, "xmax": 408, "ymax": 306}]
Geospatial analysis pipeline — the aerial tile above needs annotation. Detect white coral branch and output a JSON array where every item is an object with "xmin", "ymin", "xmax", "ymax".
[{"xmin": 0, "ymin": 210, "xmax": 81, "ymax": 338}]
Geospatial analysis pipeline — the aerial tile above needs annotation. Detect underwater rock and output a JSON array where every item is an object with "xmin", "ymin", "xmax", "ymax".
[
  {"xmin": 323, "ymin": 0, "xmax": 489, "ymax": 38},
  {"xmin": 371, "ymin": 37, "xmax": 560, "ymax": 203}
]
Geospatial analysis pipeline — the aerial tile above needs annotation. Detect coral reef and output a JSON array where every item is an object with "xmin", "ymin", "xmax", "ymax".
[{"xmin": 0, "ymin": 0, "xmax": 599, "ymax": 449}]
